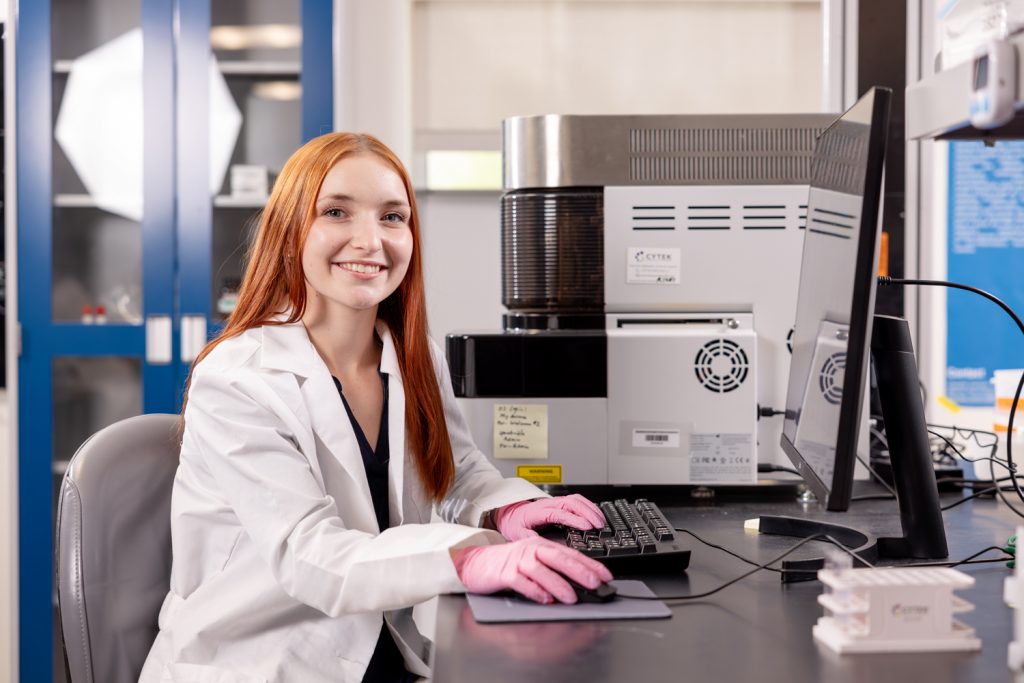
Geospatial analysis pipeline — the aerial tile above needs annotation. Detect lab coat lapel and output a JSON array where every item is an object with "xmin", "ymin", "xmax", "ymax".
[
  {"xmin": 377, "ymin": 323, "xmax": 406, "ymax": 527},
  {"xmin": 260, "ymin": 321, "xmax": 378, "ymax": 532}
]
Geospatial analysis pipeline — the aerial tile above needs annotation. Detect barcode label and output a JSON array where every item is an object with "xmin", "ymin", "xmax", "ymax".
[{"xmin": 632, "ymin": 429, "xmax": 680, "ymax": 448}]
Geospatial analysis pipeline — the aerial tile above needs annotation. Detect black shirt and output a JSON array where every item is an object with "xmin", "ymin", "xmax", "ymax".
[{"xmin": 332, "ymin": 374, "xmax": 416, "ymax": 683}]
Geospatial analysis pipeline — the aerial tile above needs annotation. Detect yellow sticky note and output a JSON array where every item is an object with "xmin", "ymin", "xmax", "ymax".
[
  {"xmin": 937, "ymin": 395, "xmax": 961, "ymax": 413},
  {"xmin": 516, "ymin": 465, "xmax": 562, "ymax": 484},
  {"xmin": 493, "ymin": 404, "xmax": 548, "ymax": 459}
]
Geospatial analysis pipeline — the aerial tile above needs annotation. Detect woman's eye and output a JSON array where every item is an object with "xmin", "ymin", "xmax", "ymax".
[
  {"xmin": 383, "ymin": 212, "xmax": 405, "ymax": 223},
  {"xmin": 324, "ymin": 207, "xmax": 345, "ymax": 218}
]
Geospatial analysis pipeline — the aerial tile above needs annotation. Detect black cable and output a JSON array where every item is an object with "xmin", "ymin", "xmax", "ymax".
[
  {"xmin": 927, "ymin": 428, "xmax": 1010, "ymax": 469},
  {"xmin": 991, "ymin": 456, "xmax": 1024, "ymax": 520},
  {"xmin": 678, "ymin": 527, "xmax": 877, "ymax": 571},
  {"xmin": 928, "ymin": 424, "xmax": 1000, "ymax": 456},
  {"xmin": 941, "ymin": 475, "xmax": 1024, "ymax": 487},
  {"xmin": 675, "ymin": 528, "xmax": 780, "ymax": 573},
  {"xmin": 855, "ymin": 476, "xmax": 1023, "ymax": 508},
  {"xmin": 896, "ymin": 545, "xmax": 1013, "ymax": 569},
  {"xmin": 618, "ymin": 534, "xmax": 836, "ymax": 602},
  {"xmin": 879, "ymin": 276, "xmax": 1024, "ymax": 508},
  {"xmin": 931, "ymin": 425, "xmax": 1016, "ymax": 515},
  {"xmin": 942, "ymin": 483, "xmax": 999, "ymax": 509},
  {"xmin": 855, "ymin": 451, "xmax": 898, "ymax": 497},
  {"xmin": 940, "ymin": 485, "xmax": 1006, "ymax": 511},
  {"xmin": 757, "ymin": 463, "xmax": 801, "ymax": 477},
  {"xmin": 616, "ymin": 535, "xmax": 1014, "ymax": 602}
]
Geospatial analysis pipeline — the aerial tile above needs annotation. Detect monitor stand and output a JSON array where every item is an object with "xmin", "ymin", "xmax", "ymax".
[
  {"xmin": 758, "ymin": 315, "xmax": 948, "ymax": 582},
  {"xmin": 870, "ymin": 314, "xmax": 948, "ymax": 560},
  {"xmin": 757, "ymin": 515, "xmax": 878, "ymax": 583}
]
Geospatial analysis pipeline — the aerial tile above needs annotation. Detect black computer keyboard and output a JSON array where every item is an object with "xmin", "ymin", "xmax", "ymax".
[{"xmin": 542, "ymin": 498, "xmax": 691, "ymax": 574}]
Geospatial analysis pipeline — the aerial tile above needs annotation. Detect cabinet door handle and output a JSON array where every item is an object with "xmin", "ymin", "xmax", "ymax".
[
  {"xmin": 145, "ymin": 315, "xmax": 173, "ymax": 365},
  {"xmin": 181, "ymin": 315, "xmax": 208, "ymax": 362}
]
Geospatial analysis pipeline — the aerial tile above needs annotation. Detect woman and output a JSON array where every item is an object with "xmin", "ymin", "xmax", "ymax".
[{"xmin": 140, "ymin": 132, "xmax": 612, "ymax": 683}]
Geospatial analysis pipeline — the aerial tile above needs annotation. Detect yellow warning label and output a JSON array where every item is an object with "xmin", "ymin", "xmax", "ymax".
[{"xmin": 516, "ymin": 465, "xmax": 562, "ymax": 484}]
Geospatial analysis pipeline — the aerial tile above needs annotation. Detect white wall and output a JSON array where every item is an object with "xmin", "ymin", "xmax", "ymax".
[
  {"xmin": 418, "ymin": 191, "xmax": 503, "ymax": 346},
  {"xmin": 412, "ymin": 0, "xmax": 823, "ymax": 133},
  {"xmin": 334, "ymin": 0, "xmax": 413, "ymax": 165}
]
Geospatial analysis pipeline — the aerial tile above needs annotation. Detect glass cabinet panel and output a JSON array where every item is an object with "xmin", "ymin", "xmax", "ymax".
[
  {"xmin": 52, "ymin": 357, "xmax": 143, "ymax": 470},
  {"xmin": 47, "ymin": 4, "xmax": 148, "ymax": 682},
  {"xmin": 51, "ymin": 0, "xmax": 143, "ymax": 323},
  {"xmin": 210, "ymin": 0, "xmax": 301, "ymax": 320},
  {"xmin": 52, "ymin": 209, "xmax": 143, "ymax": 323}
]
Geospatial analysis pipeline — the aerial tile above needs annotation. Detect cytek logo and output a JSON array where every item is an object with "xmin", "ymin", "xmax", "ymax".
[
  {"xmin": 890, "ymin": 604, "xmax": 929, "ymax": 618},
  {"xmin": 633, "ymin": 249, "xmax": 673, "ymax": 262}
]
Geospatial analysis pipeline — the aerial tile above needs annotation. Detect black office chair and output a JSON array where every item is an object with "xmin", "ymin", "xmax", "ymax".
[{"xmin": 55, "ymin": 413, "xmax": 179, "ymax": 683}]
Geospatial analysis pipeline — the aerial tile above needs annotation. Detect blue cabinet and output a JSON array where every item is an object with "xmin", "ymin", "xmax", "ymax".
[{"xmin": 13, "ymin": 0, "xmax": 332, "ymax": 679}]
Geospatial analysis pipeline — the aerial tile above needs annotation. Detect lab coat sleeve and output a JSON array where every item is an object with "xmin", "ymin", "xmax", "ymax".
[
  {"xmin": 430, "ymin": 341, "xmax": 548, "ymax": 527},
  {"xmin": 184, "ymin": 366, "xmax": 504, "ymax": 615}
]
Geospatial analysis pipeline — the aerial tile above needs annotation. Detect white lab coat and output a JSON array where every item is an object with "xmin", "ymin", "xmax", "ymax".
[{"xmin": 139, "ymin": 319, "xmax": 544, "ymax": 683}]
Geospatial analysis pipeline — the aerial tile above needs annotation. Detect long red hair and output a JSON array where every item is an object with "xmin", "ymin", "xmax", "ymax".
[{"xmin": 184, "ymin": 132, "xmax": 454, "ymax": 501}]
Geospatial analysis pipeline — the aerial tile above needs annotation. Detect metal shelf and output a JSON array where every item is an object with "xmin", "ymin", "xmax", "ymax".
[
  {"xmin": 214, "ymin": 195, "xmax": 267, "ymax": 208},
  {"xmin": 55, "ymin": 59, "xmax": 301, "ymax": 77},
  {"xmin": 57, "ymin": 194, "xmax": 268, "ymax": 210},
  {"xmin": 58, "ymin": 60, "xmax": 301, "ymax": 76},
  {"xmin": 53, "ymin": 193, "xmax": 96, "ymax": 208},
  {"xmin": 218, "ymin": 60, "xmax": 300, "ymax": 76},
  {"xmin": 907, "ymin": 33, "xmax": 1024, "ymax": 140}
]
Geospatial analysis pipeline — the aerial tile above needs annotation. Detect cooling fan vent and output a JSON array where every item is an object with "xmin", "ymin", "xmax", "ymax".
[
  {"xmin": 694, "ymin": 339, "xmax": 750, "ymax": 393},
  {"xmin": 819, "ymin": 352, "xmax": 846, "ymax": 405}
]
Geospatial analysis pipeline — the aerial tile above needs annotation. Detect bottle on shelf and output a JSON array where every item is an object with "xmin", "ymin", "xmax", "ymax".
[
  {"xmin": 81, "ymin": 304, "xmax": 94, "ymax": 325},
  {"xmin": 94, "ymin": 304, "xmax": 107, "ymax": 324},
  {"xmin": 217, "ymin": 277, "xmax": 241, "ymax": 317}
]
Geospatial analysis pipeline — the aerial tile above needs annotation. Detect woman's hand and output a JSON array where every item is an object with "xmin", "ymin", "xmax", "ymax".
[
  {"xmin": 452, "ymin": 536, "xmax": 613, "ymax": 604},
  {"xmin": 494, "ymin": 494, "xmax": 605, "ymax": 541}
]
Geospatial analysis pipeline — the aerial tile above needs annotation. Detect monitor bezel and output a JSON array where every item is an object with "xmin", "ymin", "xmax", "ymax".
[{"xmin": 780, "ymin": 87, "xmax": 892, "ymax": 512}]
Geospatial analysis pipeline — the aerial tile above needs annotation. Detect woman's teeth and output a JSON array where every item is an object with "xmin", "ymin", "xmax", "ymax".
[{"xmin": 339, "ymin": 263, "xmax": 382, "ymax": 274}]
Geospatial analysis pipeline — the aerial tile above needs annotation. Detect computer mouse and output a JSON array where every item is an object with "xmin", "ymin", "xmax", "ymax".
[
  {"xmin": 567, "ymin": 578, "xmax": 617, "ymax": 603},
  {"xmin": 491, "ymin": 580, "xmax": 618, "ymax": 604}
]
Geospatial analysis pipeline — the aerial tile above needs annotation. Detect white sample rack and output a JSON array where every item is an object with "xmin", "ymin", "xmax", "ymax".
[
  {"xmin": 813, "ymin": 566, "xmax": 981, "ymax": 654},
  {"xmin": 1008, "ymin": 526, "xmax": 1024, "ymax": 681}
]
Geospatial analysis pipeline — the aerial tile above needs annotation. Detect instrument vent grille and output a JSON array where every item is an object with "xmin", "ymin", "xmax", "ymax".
[
  {"xmin": 628, "ymin": 126, "xmax": 821, "ymax": 183},
  {"xmin": 819, "ymin": 352, "xmax": 847, "ymax": 405},
  {"xmin": 694, "ymin": 339, "xmax": 750, "ymax": 393}
]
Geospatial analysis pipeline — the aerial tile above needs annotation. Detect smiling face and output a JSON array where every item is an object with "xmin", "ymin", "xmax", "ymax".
[{"xmin": 301, "ymin": 153, "xmax": 414, "ymax": 316}]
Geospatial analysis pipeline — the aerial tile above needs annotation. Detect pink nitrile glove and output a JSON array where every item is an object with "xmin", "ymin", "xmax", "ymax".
[
  {"xmin": 452, "ymin": 536, "xmax": 613, "ymax": 604},
  {"xmin": 493, "ymin": 494, "xmax": 606, "ymax": 542}
]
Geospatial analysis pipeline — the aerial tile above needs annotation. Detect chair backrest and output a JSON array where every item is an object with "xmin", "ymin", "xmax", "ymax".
[{"xmin": 56, "ymin": 413, "xmax": 180, "ymax": 683}]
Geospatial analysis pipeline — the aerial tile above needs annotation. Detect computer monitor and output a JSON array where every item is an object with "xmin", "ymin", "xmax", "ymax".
[
  {"xmin": 780, "ymin": 87, "xmax": 890, "ymax": 512},
  {"xmin": 776, "ymin": 86, "xmax": 948, "ymax": 562}
]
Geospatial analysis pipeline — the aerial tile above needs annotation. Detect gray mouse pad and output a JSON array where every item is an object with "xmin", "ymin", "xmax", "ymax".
[{"xmin": 466, "ymin": 580, "xmax": 671, "ymax": 623}]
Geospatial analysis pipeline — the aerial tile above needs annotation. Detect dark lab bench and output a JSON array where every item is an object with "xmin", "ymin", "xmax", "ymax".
[{"xmin": 431, "ymin": 484, "xmax": 1019, "ymax": 683}]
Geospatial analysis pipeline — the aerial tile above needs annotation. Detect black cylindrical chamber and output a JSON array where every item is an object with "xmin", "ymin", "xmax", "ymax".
[{"xmin": 501, "ymin": 188, "xmax": 604, "ymax": 314}]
